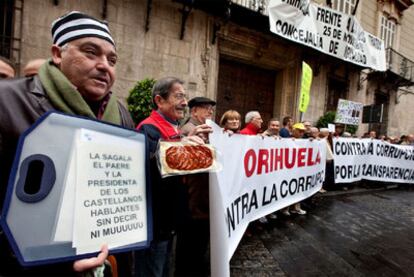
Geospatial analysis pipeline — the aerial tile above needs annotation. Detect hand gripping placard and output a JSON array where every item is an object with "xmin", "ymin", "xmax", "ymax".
[{"xmin": 1, "ymin": 112, "xmax": 152, "ymax": 266}]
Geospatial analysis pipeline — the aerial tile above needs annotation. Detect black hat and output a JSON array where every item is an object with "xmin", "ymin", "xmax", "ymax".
[{"xmin": 188, "ymin": 97, "xmax": 216, "ymax": 109}]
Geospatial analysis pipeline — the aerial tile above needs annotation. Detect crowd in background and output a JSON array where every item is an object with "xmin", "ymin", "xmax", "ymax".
[
  {"xmin": 2, "ymin": 53, "xmax": 414, "ymax": 277},
  {"xmin": 2, "ymin": 55, "xmax": 413, "ymax": 148}
]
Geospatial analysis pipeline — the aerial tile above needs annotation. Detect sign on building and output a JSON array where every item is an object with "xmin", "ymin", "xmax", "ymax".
[
  {"xmin": 335, "ymin": 98, "xmax": 363, "ymax": 125},
  {"xmin": 268, "ymin": 0, "xmax": 386, "ymax": 71}
]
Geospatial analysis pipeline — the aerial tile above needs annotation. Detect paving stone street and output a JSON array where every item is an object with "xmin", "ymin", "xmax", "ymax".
[{"xmin": 230, "ymin": 186, "xmax": 414, "ymax": 276}]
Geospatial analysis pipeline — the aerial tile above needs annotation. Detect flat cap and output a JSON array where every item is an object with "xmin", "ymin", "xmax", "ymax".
[{"xmin": 188, "ymin": 97, "xmax": 216, "ymax": 109}]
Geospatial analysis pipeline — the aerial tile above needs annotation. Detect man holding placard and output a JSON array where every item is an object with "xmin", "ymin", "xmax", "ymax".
[{"xmin": 0, "ymin": 11, "xmax": 134, "ymax": 276}]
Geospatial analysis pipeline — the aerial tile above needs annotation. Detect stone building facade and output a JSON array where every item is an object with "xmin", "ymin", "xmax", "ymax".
[{"xmin": 2, "ymin": 0, "xmax": 414, "ymax": 136}]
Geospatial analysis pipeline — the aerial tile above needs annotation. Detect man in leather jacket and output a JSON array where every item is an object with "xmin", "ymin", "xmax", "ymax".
[{"xmin": 0, "ymin": 11, "xmax": 133, "ymax": 276}]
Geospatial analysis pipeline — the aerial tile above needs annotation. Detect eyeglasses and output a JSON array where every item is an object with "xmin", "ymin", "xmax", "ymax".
[{"xmin": 172, "ymin": 93, "xmax": 188, "ymax": 101}]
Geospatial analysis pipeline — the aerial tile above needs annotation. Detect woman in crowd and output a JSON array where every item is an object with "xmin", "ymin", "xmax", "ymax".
[{"xmin": 220, "ymin": 110, "xmax": 241, "ymax": 133}]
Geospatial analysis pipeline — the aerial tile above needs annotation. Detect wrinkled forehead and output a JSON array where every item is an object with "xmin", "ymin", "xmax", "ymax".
[{"xmin": 67, "ymin": 36, "xmax": 117, "ymax": 55}]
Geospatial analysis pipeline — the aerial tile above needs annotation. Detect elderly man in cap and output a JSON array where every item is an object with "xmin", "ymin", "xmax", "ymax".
[
  {"xmin": 181, "ymin": 96, "xmax": 216, "ymax": 140},
  {"xmin": 174, "ymin": 96, "xmax": 215, "ymax": 276},
  {"xmin": 0, "ymin": 11, "xmax": 133, "ymax": 276}
]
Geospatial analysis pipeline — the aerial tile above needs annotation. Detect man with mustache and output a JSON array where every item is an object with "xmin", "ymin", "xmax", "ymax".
[
  {"xmin": 135, "ymin": 77, "xmax": 211, "ymax": 277},
  {"xmin": 0, "ymin": 11, "xmax": 134, "ymax": 276}
]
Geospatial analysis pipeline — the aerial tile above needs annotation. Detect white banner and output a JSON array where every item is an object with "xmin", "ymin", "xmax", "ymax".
[
  {"xmin": 208, "ymin": 121, "xmax": 326, "ymax": 276},
  {"xmin": 333, "ymin": 138, "xmax": 414, "ymax": 183},
  {"xmin": 268, "ymin": 0, "xmax": 386, "ymax": 71},
  {"xmin": 335, "ymin": 98, "xmax": 363, "ymax": 125}
]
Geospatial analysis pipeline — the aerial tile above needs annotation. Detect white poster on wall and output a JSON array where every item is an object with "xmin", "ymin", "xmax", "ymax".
[{"xmin": 335, "ymin": 99, "xmax": 363, "ymax": 125}]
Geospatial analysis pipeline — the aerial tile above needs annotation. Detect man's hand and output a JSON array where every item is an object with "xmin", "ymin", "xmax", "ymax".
[
  {"xmin": 188, "ymin": 124, "xmax": 213, "ymax": 139},
  {"xmin": 73, "ymin": 244, "xmax": 108, "ymax": 272},
  {"xmin": 182, "ymin": 135, "xmax": 205, "ymax": 145}
]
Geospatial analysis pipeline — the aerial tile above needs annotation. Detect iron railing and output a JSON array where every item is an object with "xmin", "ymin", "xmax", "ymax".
[
  {"xmin": 231, "ymin": 0, "xmax": 269, "ymax": 15},
  {"xmin": 386, "ymin": 48, "xmax": 414, "ymax": 85}
]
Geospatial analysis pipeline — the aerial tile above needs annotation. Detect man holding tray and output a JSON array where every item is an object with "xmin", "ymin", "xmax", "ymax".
[{"xmin": 135, "ymin": 77, "xmax": 212, "ymax": 277}]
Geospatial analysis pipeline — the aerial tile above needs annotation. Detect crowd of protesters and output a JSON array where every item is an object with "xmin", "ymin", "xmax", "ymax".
[{"xmin": 1, "ymin": 10, "xmax": 414, "ymax": 277}]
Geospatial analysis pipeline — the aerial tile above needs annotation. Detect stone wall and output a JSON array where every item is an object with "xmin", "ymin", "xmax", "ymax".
[
  {"xmin": 399, "ymin": 5, "xmax": 414, "ymax": 60},
  {"xmin": 19, "ymin": 0, "xmax": 216, "ymax": 103},
  {"xmin": 17, "ymin": 0, "xmax": 414, "ymax": 135},
  {"xmin": 383, "ymin": 4, "xmax": 414, "ymax": 136},
  {"xmin": 359, "ymin": 0, "xmax": 379, "ymax": 36}
]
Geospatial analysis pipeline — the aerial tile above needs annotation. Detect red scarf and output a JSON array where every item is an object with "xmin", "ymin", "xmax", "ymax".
[{"xmin": 137, "ymin": 110, "xmax": 180, "ymax": 140}]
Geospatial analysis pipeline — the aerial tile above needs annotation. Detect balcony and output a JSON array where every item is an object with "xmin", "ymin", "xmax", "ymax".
[
  {"xmin": 231, "ymin": 0, "xmax": 270, "ymax": 16},
  {"xmin": 386, "ymin": 48, "xmax": 414, "ymax": 87},
  {"xmin": 395, "ymin": 0, "xmax": 414, "ymax": 11}
]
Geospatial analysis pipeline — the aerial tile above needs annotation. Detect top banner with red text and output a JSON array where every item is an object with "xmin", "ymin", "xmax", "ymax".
[
  {"xmin": 333, "ymin": 138, "xmax": 414, "ymax": 183},
  {"xmin": 208, "ymin": 121, "xmax": 326, "ymax": 276},
  {"xmin": 268, "ymin": 0, "xmax": 386, "ymax": 71}
]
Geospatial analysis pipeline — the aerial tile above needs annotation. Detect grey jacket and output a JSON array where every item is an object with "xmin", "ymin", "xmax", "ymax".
[{"xmin": 0, "ymin": 76, "xmax": 134, "ymax": 156}]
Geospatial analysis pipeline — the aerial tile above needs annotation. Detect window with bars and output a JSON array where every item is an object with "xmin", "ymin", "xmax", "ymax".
[
  {"xmin": 332, "ymin": 0, "xmax": 356, "ymax": 14},
  {"xmin": 380, "ymin": 15, "xmax": 396, "ymax": 49},
  {"xmin": 0, "ymin": 0, "xmax": 14, "ymax": 58}
]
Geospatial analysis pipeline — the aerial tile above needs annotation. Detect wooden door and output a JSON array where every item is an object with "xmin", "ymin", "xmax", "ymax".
[
  {"xmin": 215, "ymin": 58, "xmax": 277, "ymax": 130},
  {"xmin": 326, "ymin": 77, "xmax": 348, "ymax": 112}
]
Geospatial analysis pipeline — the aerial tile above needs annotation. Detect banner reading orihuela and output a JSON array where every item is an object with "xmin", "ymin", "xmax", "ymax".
[
  {"xmin": 208, "ymin": 121, "xmax": 326, "ymax": 277},
  {"xmin": 333, "ymin": 138, "xmax": 414, "ymax": 183},
  {"xmin": 268, "ymin": 0, "xmax": 386, "ymax": 71}
]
